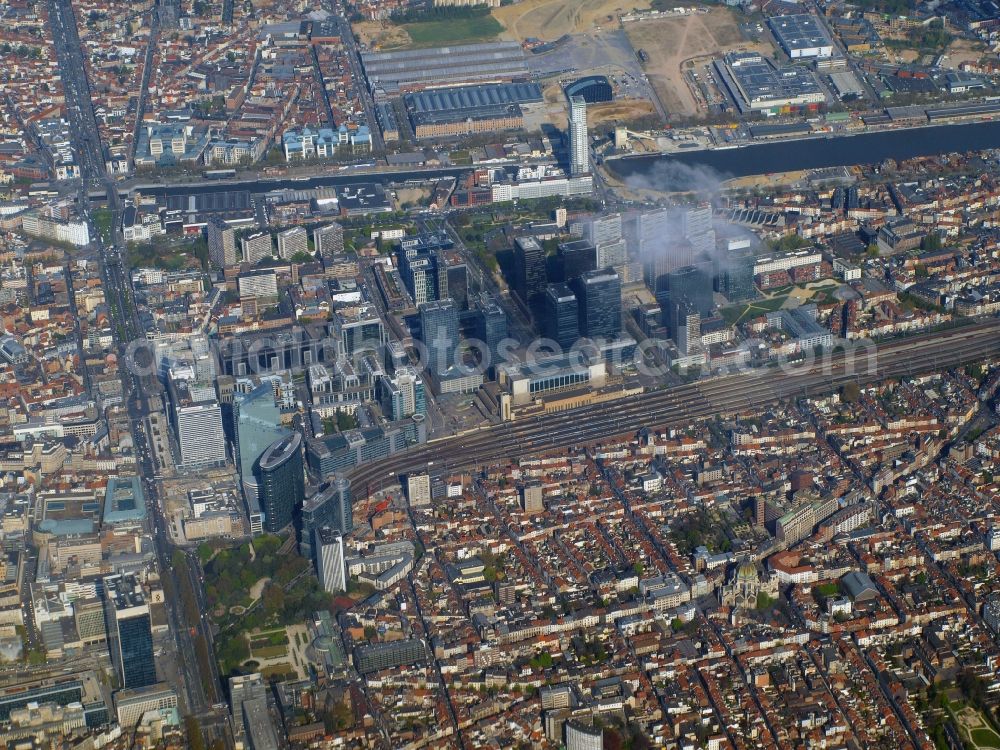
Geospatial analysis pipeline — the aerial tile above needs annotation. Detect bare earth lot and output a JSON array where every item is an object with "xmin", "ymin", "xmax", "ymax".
[
  {"xmin": 495, "ymin": 0, "xmax": 652, "ymax": 41},
  {"xmin": 540, "ymin": 81, "xmax": 655, "ymax": 131},
  {"xmin": 625, "ymin": 9, "xmax": 764, "ymax": 118},
  {"xmin": 353, "ymin": 20, "xmax": 411, "ymax": 49},
  {"xmin": 941, "ymin": 37, "xmax": 987, "ymax": 69}
]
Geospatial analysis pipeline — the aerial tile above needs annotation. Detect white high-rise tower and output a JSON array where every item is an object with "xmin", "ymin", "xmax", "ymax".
[{"xmin": 569, "ymin": 95, "xmax": 588, "ymax": 176}]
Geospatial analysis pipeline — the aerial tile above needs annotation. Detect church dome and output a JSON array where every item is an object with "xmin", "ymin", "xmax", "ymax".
[{"xmin": 736, "ymin": 560, "xmax": 758, "ymax": 581}]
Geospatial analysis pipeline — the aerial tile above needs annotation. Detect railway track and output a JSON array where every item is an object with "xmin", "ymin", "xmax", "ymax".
[{"xmin": 346, "ymin": 321, "xmax": 1000, "ymax": 495}]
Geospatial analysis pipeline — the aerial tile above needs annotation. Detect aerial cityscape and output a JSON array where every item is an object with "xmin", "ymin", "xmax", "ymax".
[{"xmin": 6, "ymin": 0, "xmax": 1000, "ymax": 748}]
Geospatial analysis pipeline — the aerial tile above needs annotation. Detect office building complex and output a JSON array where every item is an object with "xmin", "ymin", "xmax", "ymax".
[
  {"xmin": 668, "ymin": 262, "xmax": 715, "ymax": 318},
  {"xmin": 568, "ymin": 95, "xmax": 589, "ymax": 176},
  {"xmin": 276, "ymin": 226, "xmax": 308, "ymax": 260},
  {"xmin": 316, "ymin": 527, "xmax": 346, "ymax": 594},
  {"xmin": 300, "ymin": 475, "xmax": 353, "ymax": 561},
  {"xmin": 582, "ymin": 213, "xmax": 622, "ymax": 247},
  {"xmin": 306, "ymin": 419, "xmax": 426, "ymax": 476},
  {"xmin": 76, "ymin": 599, "xmax": 107, "ymax": 645},
  {"xmin": 639, "ymin": 206, "xmax": 715, "ymax": 294},
  {"xmin": 354, "ymin": 638, "xmax": 427, "ymax": 675},
  {"xmin": 565, "ymin": 720, "xmax": 605, "ymax": 750},
  {"xmin": 521, "ymin": 482, "xmax": 544, "ymax": 513},
  {"xmin": 229, "ymin": 673, "xmax": 278, "ymax": 750},
  {"xmin": 104, "ymin": 574, "xmax": 156, "ymax": 690},
  {"xmin": 406, "ymin": 473, "xmax": 432, "ymax": 506},
  {"xmin": 572, "ymin": 268, "xmax": 621, "ymax": 339},
  {"xmin": 169, "ymin": 378, "xmax": 227, "ymax": 469},
  {"xmin": 474, "ymin": 294, "xmax": 508, "ymax": 369},
  {"xmin": 380, "ymin": 367, "xmax": 426, "ymax": 420},
  {"xmin": 447, "ymin": 258, "xmax": 470, "ymax": 309},
  {"xmin": 243, "ymin": 696, "xmax": 279, "ymax": 750},
  {"xmin": 114, "ymin": 684, "xmax": 178, "ymax": 728},
  {"xmin": 401, "ymin": 254, "xmax": 440, "ymax": 306},
  {"xmin": 206, "ymin": 216, "xmax": 237, "ymax": 267},
  {"xmin": 596, "ymin": 238, "xmax": 627, "ymax": 279},
  {"xmin": 638, "ymin": 209, "xmax": 675, "ymax": 300},
  {"xmin": 233, "ymin": 383, "xmax": 291, "ymax": 533},
  {"xmin": 636, "ymin": 209, "xmax": 671, "ymax": 261},
  {"xmin": 237, "ymin": 269, "xmax": 279, "ymax": 301},
  {"xmin": 671, "ymin": 302, "xmax": 702, "ymax": 356},
  {"xmin": 544, "ymin": 283, "xmax": 580, "ymax": 349},
  {"xmin": 682, "ymin": 204, "xmax": 716, "ymax": 258},
  {"xmin": 397, "ymin": 232, "xmax": 454, "ymax": 305},
  {"xmin": 313, "ymin": 222, "xmax": 344, "ymax": 258},
  {"xmin": 256, "ymin": 432, "xmax": 304, "ymax": 533},
  {"xmin": 240, "ymin": 232, "xmax": 273, "ymax": 265},
  {"xmin": 512, "ymin": 236, "xmax": 547, "ymax": 309},
  {"xmin": 331, "ymin": 304, "xmax": 386, "ymax": 360},
  {"xmin": 420, "ymin": 300, "xmax": 459, "ymax": 377},
  {"xmin": 719, "ymin": 238, "xmax": 757, "ymax": 302},
  {"xmin": 558, "ymin": 238, "xmax": 597, "ymax": 283},
  {"xmin": 0, "ymin": 678, "xmax": 108, "ymax": 725}
]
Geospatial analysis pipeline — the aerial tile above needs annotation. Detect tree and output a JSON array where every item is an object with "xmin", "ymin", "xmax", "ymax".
[
  {"xmin": 185, "ymin": 716, "xmax": 205, "ymax": 750},
  {"xmin": 529, "ymin": 651, "xmax": 553, "ymax": 670},
  {"xmin": 840, "ymin": 382, "xmax": 860, "ymax": 403},
  {"xmin": 920, "ymin": 232, "xmax": 942, "ymax": 252},
  {"xmin": 198, "ymin": 542, "xmax": 215, "ymax": 565},
  {"xmin": 261, "ymin": 583, "xmax": 285, "ymax": 615}
]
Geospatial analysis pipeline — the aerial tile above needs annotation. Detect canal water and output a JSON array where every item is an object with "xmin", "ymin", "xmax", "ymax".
[{"xmin": 606, "ymin": 120, "xmax": 1000, "ymax": 187}]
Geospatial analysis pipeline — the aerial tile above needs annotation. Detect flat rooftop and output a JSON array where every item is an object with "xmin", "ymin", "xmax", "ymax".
[
  {"xmin": 105, "ymin": 574, "xmax": 147, "ymax": 612},
  {"xmin": 361, "ymin": 41, "xmax": 527, "ymax": 89},
  {"xmin": 767, "ymin": 14, "xmax": 834, "ymax": 52},
  {"xmin": 405, "ymin": 83, "xmax": 542, "ymax": 115}
]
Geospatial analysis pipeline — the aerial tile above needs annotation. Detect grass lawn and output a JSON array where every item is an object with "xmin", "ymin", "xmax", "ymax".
[
  {"xmin": 249, "ymin": 629, "xmax": 289, "ymax": 648},
  {"xmin": 402, "ymin": 15, "xmax": 503, "ymax": 46},
  {"xmin": 92, "ymin": 208, "xmax": 113, "ymax": 245},
  {"xmin": 249, "ymin": 643, "xmax": 287, "ymax": 659},
  {"xmin": 971, "ymin": 727, "xmax": 1000, "ymax": 748},
  {"xmin": 261, "ymin": 663, "xmax": 296, "ymax": 679},
  {"xmin": 720, "ymin": 295, "xmax": 789, "ymax": 325}
]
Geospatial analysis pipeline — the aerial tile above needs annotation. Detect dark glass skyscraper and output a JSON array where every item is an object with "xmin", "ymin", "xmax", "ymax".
[
  {"xmin": 572, "ymin": 268, "xmax": 621, "ymax": 339},
  {"xmin": 474, "ymin": 294, "xmax": 508, "ymax": 368},
  {"xmin": 104, "ymin": 574, "xmax": 156, "ymax": 690},
  {"xmin": 543, "ymin": 283, "xmax": 579, "ymax": 349},
  {"xmin": 300, "ymin": 474, "xmax": 352, "ymax": 561},
  {"xmin": 558, "ymin": 239, "xmax": 596, "ymax": 283},
  {"xmin": 667, "ymin": 261, "xmax": 714, "ymax": 318},
  {"xmin": 419, "ymin": 300, "xmax": 459, "ymax": 376},
  {"xmin": 256, "ymin": 431, "xmax": 305, "ymax": 533},
  {"xmin": 719, "ymin": 242, "xmax": 756, "ymax": 302},
  {"xmin": 233, "ymin": 383, "xmax": 290, "ymax": 535},
  {"xmin": 512, "ymin": 236, "xmax": 547, "ymax": 309}
]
